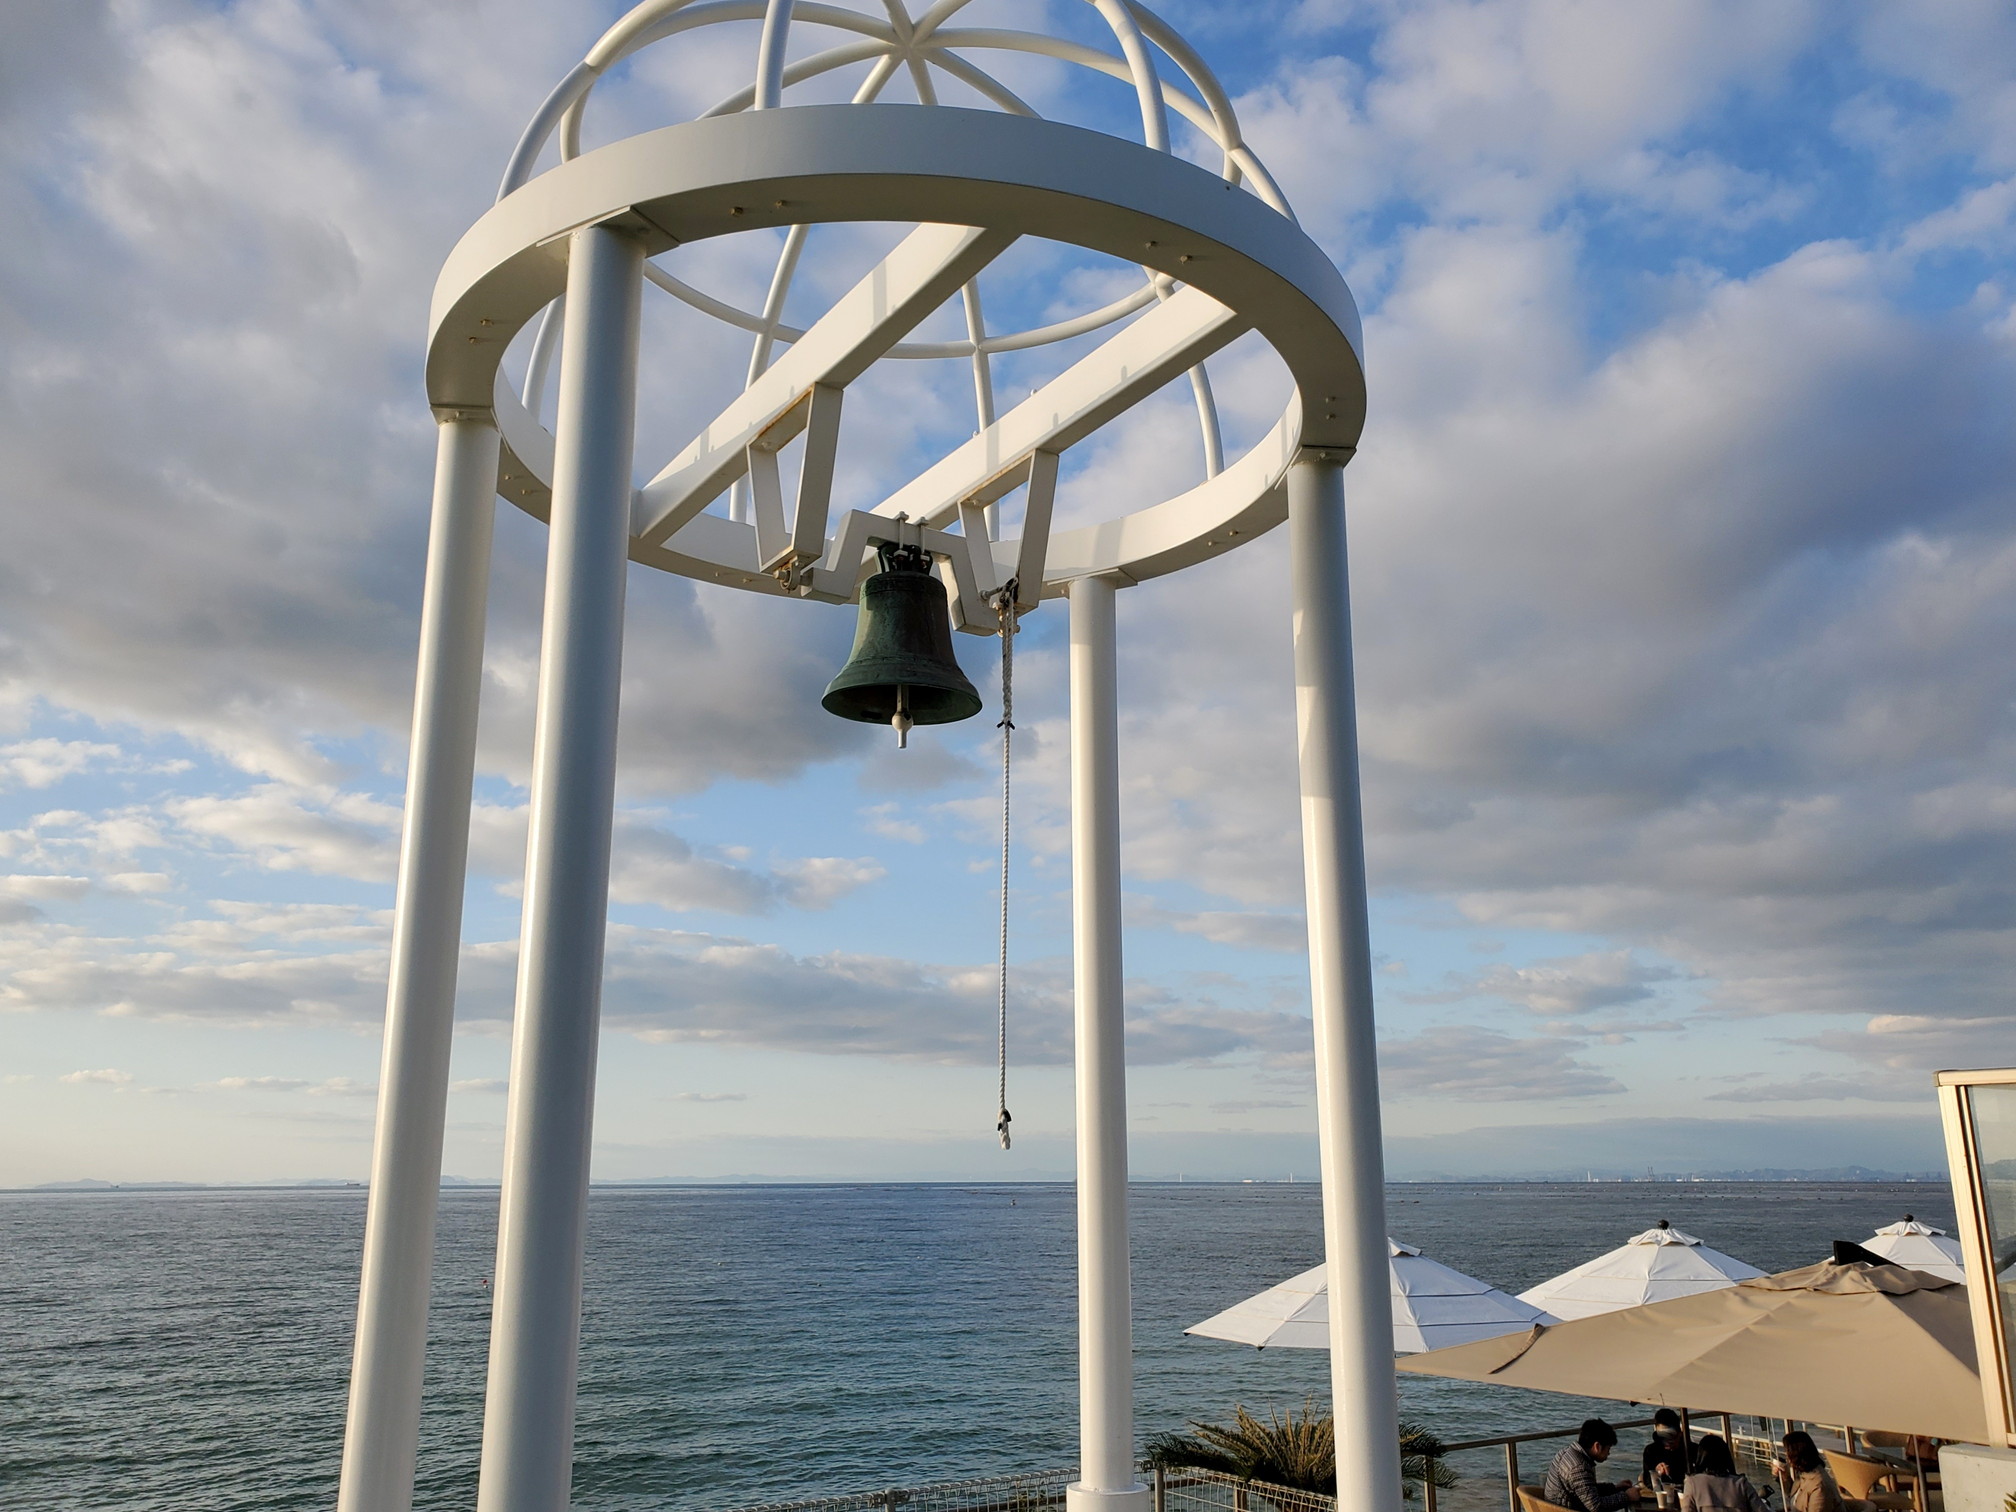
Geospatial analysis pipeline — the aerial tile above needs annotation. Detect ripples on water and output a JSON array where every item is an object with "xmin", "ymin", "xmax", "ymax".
[{"xmin": 0, "ymin": 1181, "xmax": 1954, "ymax": 1511}]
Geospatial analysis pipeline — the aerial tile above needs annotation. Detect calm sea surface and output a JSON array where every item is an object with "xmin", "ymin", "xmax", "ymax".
[{"xmin": 0, "ymin": 1180, "xmax": 1956, "ymax": 1511}]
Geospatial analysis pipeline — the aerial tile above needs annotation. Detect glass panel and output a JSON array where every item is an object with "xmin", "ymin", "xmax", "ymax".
[{"xmin": 1968, "ymin": 1083, "xmax": 2016, "ymax": 1430}]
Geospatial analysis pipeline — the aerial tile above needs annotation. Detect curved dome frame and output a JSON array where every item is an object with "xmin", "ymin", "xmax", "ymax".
[{"xmin": 432, "ymin": 105, "xmax": 1364, "ymax": 611}]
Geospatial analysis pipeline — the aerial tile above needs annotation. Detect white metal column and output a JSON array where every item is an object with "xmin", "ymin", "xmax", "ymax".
[
  {"xmin": 1066, "ymin": 574, "xmax": 1150, "ymax": 1512},
  {"xmin": 1288, "ymin": 450, "xmax": 1401, "ymax": 1512},
  {"xmin": 339, "ymin": 416, "xmax": 499, "ymax": 1512},
  {"xmin": 475, "ymin": 222, "xmax": 644, "ymax": 1512}
]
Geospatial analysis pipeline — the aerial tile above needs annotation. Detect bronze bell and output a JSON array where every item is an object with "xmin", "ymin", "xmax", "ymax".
[{"xmin": 822, "ymin": 542, "xmax": 982, "ymax": 746}]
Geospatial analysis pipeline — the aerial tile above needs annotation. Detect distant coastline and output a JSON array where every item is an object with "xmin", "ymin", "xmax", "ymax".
[{"xmin": 5, "ymin": 1168, "xmax": 1948, "ymax": 1194}]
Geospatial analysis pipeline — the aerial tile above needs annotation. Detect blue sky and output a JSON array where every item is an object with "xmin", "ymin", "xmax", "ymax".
[{"xmin": 3, "ymin": 0, "xmax": 2015, "ymax": 1184}]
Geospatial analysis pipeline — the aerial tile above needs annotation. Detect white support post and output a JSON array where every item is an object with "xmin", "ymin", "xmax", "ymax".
[
  {"xmin": 337, "ymin": 415, "xmax": 499, "ymax": 1512},
  {"xmin": 475, "ymin": 221, "xmax": 644, "ymax": 1512},
  {"xmin": 1287, "ymin": 450, "xmax": 1401, "ymax": 1512},
  {"xmin": 1067, "ymin": 574, "xmax": 1150, "ymax": 1512}
]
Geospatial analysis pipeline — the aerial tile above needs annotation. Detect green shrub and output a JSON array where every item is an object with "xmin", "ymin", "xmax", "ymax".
[{"xmin": 1143, "ymin": 1399, "xmax": 1457, "ymax": 1500}]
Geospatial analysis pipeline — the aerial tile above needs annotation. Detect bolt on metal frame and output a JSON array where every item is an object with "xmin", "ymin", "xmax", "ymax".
[{"xmin": 338, "ymin": 4, "xmax": 1388, "ymax": 1511}]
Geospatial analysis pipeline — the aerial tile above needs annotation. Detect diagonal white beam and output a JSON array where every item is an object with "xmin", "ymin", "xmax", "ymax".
[
  {"xmin": 869, "ymin": 285, "xmax": 1248, "ymax": 532},
  {"xmin": 632, "ymin": 221, "xmax": 1016, "ymax": 543}
]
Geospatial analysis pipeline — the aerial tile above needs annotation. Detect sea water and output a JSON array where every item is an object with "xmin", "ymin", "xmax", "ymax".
[{"xmin": 0, "ymin": 1181, "xmax": 1955, "ymax": 1511}]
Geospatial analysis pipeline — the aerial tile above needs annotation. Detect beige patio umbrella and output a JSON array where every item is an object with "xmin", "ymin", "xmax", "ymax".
[{"xmin": 1396, "ymin": 1259, "xmax": 1989, "ymax": 1443}]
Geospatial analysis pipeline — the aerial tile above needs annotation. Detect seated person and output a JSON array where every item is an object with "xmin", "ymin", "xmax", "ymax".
[
  {"xmin": 1681, "ymin": 1434, "xmax": 1766, "ymax": 1512},
  {"xmin": 1642, "ymin": 1409, "xmax": 1694, "ymax": 1488},
  {"xmin": 1546, "ymin": 1420, "xmax": 1642, "ymax": 1512},
  {"xmin": 1777, "ymin": 1431, "xmax": 1854, "ymax": 1512}
]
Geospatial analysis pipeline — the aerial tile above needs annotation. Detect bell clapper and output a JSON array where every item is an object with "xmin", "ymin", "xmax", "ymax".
[{"xmin": 893, "ymin": 685, "xmax": 912, "ymax": 749}]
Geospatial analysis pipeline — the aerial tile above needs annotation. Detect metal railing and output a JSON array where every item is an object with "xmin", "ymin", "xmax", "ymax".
[
  {"xmin": 1154, "ymin": 1466, "xmax": 1336, "ymax": 1512},
  {"xmin": 711, "ymin": 1468, "xmax": 1078, "ymax": 1512},
  {"xmin": 707, "ymin": 1466, "xmax": 1339, "ymax": 1512},
  {"xmin": 702, "ymin": 1412, "xmax": 1931, "ymax": 1512}
]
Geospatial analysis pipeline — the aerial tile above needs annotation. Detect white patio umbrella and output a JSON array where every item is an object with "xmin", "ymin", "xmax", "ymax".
[
  {"xmin": 1185, "ymin": 1238, "xmax": 1555, "ymax": 1355},
  {"xmin": 1517, "ymin": 1220, "xmax": 1764, "ymax": 1321},
  {"xmin": 1860, "ymin": 1216, "xmax": 1966, "ymax": 1283}
]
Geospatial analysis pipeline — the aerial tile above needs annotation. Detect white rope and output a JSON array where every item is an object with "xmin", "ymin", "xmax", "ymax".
[{"xmin": 992, "ymin": 583, "xmax": 1018, "ymax": 1150}]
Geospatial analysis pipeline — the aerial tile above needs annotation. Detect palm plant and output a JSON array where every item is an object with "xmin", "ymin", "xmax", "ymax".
[{"xmin": 1143, "ymin": 1400, "xmax": 1457, "ymax": 1501}]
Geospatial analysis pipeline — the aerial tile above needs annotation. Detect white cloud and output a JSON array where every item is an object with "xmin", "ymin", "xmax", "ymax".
[
  {"xmin": 1067, "ymin": 218, "xmax": 2016, "ymax": 1030},
  {"xmin": 0, "ymin": 875, "xmax": 91, "ymax": 900},
  {"xmin": 1254, "ymin": 0, "xmax": 1821, "ymax": 237},
  {"xmin": 1850, "ymin": 4, "xmax": 2016, "ymax": 171},
  {"xmin": 1126, "ymin": 896, "xmax": 1308, "ymax": 954},
  {"xmin": 170, "ymin": 786, "xmax": 401, "ymax": 882},
  {"xmin": 775, "ymin": 856, "xmax": 886, "ymax": 910},
  {"xmin": 0, "ymin": 739, "xmax": 121, "ymax": 789},
  {"xmin": 1415, "ymin": 949, "xmax": 1683, "ymax": 1017},
  {"xmin": 861, "ymin": 803, "xmax": 926, "ymax": 843},
  {"xmin": 158, "ymin": 784, "xmax": 884, "ymax": 916},
  {"xmin": 1380, "ymin": 1026, "xmax": 1625, "ymax": 1101},
  {"xmin": 598, "ymin": 932, "xmax": 1311, "ymax": 1067},
  {"xmin": 59, "ymin": 1067, "xmax": 133, "ymax": 1087},
  {"xmin": 1801, "ymin": 1014, "xmax": 2016, "ymax": 1084},
  {"xmin": 214, "ymin": 1076, "xmax": 316, "ymax": 1092},
  {"xmin": 604, "ymin": 819, "xmax": 882, "ymax": 914},
  {"xmin": 104, "ymin": 871, "xmax": 173, "ymax": 894},
  {"xmin": 209, "ymin": 1074, "xmax": 367, "ymax": 1097},
  {"xmin": 0, "ymin": 905, "xmax": 1311, "ymax": 1069},
  {"xmin": 1706, "ymin": 1075, "xmax": 1923, "ymax": 1104}
]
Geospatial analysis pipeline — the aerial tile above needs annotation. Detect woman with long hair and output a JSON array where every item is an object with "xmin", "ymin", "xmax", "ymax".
[
  {"xmin": 1680, "ymin": 1435, "xmax": 1767, "ymax": 1512},
  {"xmin": 1777, "ymin": 1432, "xmax": 1860, "ymax": 1512}
]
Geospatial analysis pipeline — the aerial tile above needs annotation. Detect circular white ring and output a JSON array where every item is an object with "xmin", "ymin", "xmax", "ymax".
[{"xmin": 431, "ymin": 106, "xmax": 1363, "ymax": 596}]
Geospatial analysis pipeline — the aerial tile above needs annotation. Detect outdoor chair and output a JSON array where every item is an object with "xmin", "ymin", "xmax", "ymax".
[
  {"xmin": 1858, "ymin": 1436, "xmax": 1940, "ymax": 1484},
  {"xmin": 1823, "ymin": 1451, "xmax": 1916, "ymax": 1512},
  {"xmin": 1516, "ymin": 1486, "xmax": 1578, "ymax": 1512}
]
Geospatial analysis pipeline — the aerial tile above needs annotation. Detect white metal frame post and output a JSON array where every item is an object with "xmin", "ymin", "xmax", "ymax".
[
  {"xmin": 476, "ymin": 222, "xmax": 645, "ymax": 1512},
  {"xmin": 1288, "ymin": 450, "xmax": 1401, "ymax": 1512},
  {"xmin": 339, "ymin": 416, "xmax": 500, "ymax": 1512},
  {"xmin": 1067, "ymin": 574, "xmax": 1150, "ymax": 1512}
]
